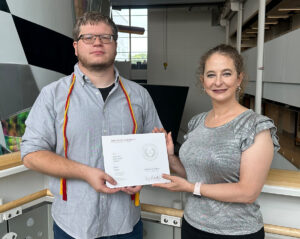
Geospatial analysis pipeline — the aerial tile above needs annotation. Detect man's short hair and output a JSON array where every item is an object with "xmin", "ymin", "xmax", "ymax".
[{"xmin": 73, "ymin": 12, "xmax": 118, "ymax": 41}]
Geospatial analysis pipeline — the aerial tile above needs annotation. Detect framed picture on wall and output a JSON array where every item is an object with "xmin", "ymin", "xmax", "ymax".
[{"xmin": 1, "ymin": 109, "xmax": 30, "ymax": 152}]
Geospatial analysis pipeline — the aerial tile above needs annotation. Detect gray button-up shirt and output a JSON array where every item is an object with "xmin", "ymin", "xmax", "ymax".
[{"xmin": 21, "ymin": 64, "xmax": 162, "ymax": 239}]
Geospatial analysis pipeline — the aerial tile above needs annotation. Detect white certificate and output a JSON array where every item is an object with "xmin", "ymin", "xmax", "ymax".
[{"xmin": 102, "ymin": 133, "xmax": 170, "ymax": 188}]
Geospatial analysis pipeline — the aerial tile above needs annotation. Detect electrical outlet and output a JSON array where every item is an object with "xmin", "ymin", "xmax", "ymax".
[
  {"xmin": 160, "ymin": 215, "xmax": 181, "ymax": 227},
  {"xmin": 2, "ymin": 207, "xmax": 22, "ymax": 221}
]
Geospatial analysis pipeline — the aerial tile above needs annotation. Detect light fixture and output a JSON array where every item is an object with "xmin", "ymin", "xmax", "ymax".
[{"xmin": 116, "ymin": 25, "xmax": 145, "ymax": 35}]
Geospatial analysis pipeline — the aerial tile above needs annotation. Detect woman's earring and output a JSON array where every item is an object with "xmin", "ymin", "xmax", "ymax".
[{"xmin": 237, "ymin": 86, "xmax": 241, "ymax": 92}]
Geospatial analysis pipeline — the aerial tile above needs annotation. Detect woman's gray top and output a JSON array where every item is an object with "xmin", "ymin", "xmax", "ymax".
[{"xmin": 180, "ymin": 109, "xmax": 279, "ymax": 235}]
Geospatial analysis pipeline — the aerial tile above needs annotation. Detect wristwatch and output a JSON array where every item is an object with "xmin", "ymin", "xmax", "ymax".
[{"xmin": 193, "ymin": 182, "xmax": 202, "ymax": 197}]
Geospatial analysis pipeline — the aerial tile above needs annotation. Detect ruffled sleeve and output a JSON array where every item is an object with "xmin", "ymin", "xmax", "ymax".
[
  {"xmin": 240, "ymin": 114, "xmax": 280, "ymax": 152},
  {"xmin": 183, "ymin": 113, "xmax": 206, "ymax": 140}
]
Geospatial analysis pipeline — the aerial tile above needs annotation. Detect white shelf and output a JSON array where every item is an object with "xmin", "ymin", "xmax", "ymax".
[
  {"xmin": 0, "ymin": 165, "xmax": 28, "ymax": 179},
  {"xmin": 262, "ymin": 184, "xmax": 300, "ymax": 197}
]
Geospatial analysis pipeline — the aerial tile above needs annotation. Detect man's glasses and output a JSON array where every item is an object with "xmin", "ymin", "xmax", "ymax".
[{"xmin": 78, "ymin": 34, "xmax": 114, "ymax": 44}]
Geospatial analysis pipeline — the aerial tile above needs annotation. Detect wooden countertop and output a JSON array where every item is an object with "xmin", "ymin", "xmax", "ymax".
[
  {"xmin": 0, "ymin": 152, "xmax": 22, "ymax": 170},
  {"xmin": 266, "ymin": 169, "xmax": 300, "ymax": 189},
  {"xmin": 1, "ymin": 152, "xmax": 300, "ymax": 189}
]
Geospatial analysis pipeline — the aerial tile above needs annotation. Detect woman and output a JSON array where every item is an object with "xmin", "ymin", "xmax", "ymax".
[{"xmin": 153, "ymin": 44, "xmax": 279, "ymax": 239}]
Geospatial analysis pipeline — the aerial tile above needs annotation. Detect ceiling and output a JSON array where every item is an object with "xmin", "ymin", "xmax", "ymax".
[
  {"xmin": 74, "ymin": 0, "xmax": 226, "ymax": 19},
  {"xmin": 240, "ymin": 0, "xmax": 300, "ymax": 49},
  {"xmin": 111, "ymin": 0, "xmax": 225, "ymax": 9}
]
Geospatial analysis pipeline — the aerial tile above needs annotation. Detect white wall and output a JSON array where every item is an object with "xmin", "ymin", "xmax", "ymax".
[
  {"xmin": 147, "ymin": 7, "xmax": 225, "ymax": 143},
  {"xmin": 242, "ymin": 27, "xmax": 300, "ymax": 108}
]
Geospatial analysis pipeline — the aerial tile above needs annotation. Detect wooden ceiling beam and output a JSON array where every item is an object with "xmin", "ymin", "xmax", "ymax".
[
  {"xmin": 267, "ymin": 15, "xmax": 290, "ymax": 19},
  {"xmin": 278, "ymin": 8, "xmax": 300, "ymax": 11},
  {"xmin": 265, "ymin": 21, "xmax": 279, "ymax": 24}
]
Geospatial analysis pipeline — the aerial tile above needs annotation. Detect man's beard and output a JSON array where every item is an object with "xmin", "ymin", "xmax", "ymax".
[{"xmin": 77, "ymin": 54, "xmax": 115, "ymax": 72}]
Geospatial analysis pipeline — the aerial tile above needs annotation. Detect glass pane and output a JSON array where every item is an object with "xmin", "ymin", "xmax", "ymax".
[
  {"xmin": 118, "ymin": 32, "xmax": 130, "ymax": 38},
  {"xmin": 117, "ymin": 37, "xmax": 129, "ymax": 53},
  {"xmin": 116, "ymin": 52, "xmax": 129, "ymax": 62},
  {"xmin": 112, "ymin": 9, "xmax": 129, "ymax": 16},
  {"xmin": 112, "ymin": 15, "xmax": 129, "ymax": 25},
  {"xmin": 131, "ymin": 9, "xmax": 147, "ymax": 15},
  {"xmin": 131, "ymin": 52, "xmax": 147, "ymax": 64},
  {"xmin": 131, "ymin": 16, "xmax": 147, "ymax": 29},
  {"xmin": 131, "ymin": 38, "xmax": 147, "ymax": 52}
]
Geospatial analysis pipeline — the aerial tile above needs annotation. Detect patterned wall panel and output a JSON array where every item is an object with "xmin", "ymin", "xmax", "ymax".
[
  {"xmin": 0, "ymin": 0, "xmax": 10, "ymax": 13},
  {"xmin": 0, "ymin": 11, "xmax": 27, "ymax": 64},
  {"xmin": 0, "ymin": 0, "xmax": 77, "ymax": 126},
  {"xmin": 7, "ymin": 0, "xmax": 74, "ymax": 37},
  {"xmin": 0, "ymin": 64, "xmax": 39, "ymax": 119},
  {"xmin": 13, "ymin": 15, "xmax": 77, "ymax": 75},
  {"xmin": 1, "ymin": 0, "xmax": 77, "ymax": 75},
  {"xmin": 30, "ymin": 65, "xmax": 65, "ymax": 91}
]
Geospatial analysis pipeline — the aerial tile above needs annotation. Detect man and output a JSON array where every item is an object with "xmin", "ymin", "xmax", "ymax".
[{"xmin": 21, "ymin": 12, "xmax": 162, "ymax": 239}]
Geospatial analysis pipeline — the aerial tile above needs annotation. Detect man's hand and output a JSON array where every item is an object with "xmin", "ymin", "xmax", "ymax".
[
  {"xmin": 121, "ymin": 186, "xmax": 142, "ymax": 195},
  {"xmin": 84, "ymin": 167, "xmax": 121, "ymax": 194}
]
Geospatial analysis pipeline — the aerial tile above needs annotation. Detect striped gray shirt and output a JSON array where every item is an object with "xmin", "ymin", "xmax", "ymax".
[
  {"xmin": 21, "ymin": 64, "xmax": 162, "ymax": 238},
  {"xmin": 180, "ymin": 110, "xmax": 279, "ymax": 235}
]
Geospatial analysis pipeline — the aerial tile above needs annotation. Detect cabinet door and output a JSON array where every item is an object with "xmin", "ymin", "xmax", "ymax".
[
  {"xmin": 0, "ymin": 221, "xmax": 8, "ymax": 238},
  {"xmin": 143, "ymin": 220, "xmax": 175, "ymax": 239},
  {"xmin": 8, "ymin": 204, "xmax": 52, "ymax": 239}
]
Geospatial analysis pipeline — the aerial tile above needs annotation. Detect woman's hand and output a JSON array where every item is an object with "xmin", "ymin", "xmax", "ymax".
[
  {"xmin": 152, "ymin": 127, "xmax": 187, "ymax": 178},
  {"xmin": 152, "ymin": 127, "xmax": 174, "ymax": 156},
  {"xmin": 152, "ymin": 174, "xmax": 194, "ymax": 193}
]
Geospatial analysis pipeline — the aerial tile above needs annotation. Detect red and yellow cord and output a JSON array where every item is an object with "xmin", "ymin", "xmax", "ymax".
[
  {"xmin": 60, "ymin": 74, "xmax": 76, "ymax": 201},
  {"xmin": 119, "ymin": 79, "xmax": 140, "ymax": 206},
  {"xmin": 119, "ymin": 79, "xmax": 137, "ymax": 134}
]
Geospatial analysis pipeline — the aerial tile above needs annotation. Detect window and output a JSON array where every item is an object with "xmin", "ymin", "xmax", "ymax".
[{"xmin": 112, "ymin": 9, "xmax": 148, "ymax": 69}]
